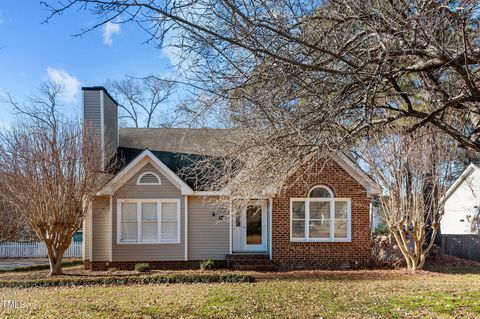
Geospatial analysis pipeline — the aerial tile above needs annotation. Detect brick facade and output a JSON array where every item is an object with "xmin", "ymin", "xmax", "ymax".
[
  {"xmin": 271, "ymin": 158, "xmax": 372, "ymax": 269},
  {"xmin": 86, "ymin": 156, "xmax": 373, "ymax": 271}
]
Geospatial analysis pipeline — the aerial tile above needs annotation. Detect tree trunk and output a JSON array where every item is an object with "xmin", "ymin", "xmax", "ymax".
[
  {"xmin": 390, "ymin": 225, "xmax": 426, "ymax": 273},
  {"xmin": 49, "ymin": 256, "xmax": 64, "ymax": 275},
  {"xmin": 46, "ymin": 243, "xmax": 67, "ymax": 276}
]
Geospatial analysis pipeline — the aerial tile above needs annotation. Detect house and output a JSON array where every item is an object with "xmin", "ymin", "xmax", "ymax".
[
  {"xmin": 441, "ymin": 163, "xmax": 480, "ymax": 235},
  {"xmin": 82, "ymin": 86, "xmax": 380, "ymax": 270}
]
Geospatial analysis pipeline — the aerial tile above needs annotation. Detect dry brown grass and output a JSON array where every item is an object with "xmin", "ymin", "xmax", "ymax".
[{"xmin": 1, "ymin": 266, "xmax": 480, "ymax": 318}]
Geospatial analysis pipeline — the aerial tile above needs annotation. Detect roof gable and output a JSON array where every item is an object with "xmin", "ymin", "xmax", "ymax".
[{"xmin": 98, "ymin": 149, "xmax": 194, "ymax": 196}]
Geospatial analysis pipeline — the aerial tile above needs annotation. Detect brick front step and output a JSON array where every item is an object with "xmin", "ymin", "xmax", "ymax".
[{"xmin": 226, "ymin": 253, "xmax": 275, "ymax": 270}]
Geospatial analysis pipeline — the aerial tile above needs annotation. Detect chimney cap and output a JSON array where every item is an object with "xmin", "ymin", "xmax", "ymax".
[{"xmin": 82, "ymin": 86, "xmax": 118, "ymax": 105}]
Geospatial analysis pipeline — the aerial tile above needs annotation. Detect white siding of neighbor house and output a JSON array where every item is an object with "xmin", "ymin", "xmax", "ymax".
[
  {"xmin": 442, "ymin": 168, "xmax": 480, "ymax": 235},
  {"xmin": 111, "ymin": 162, "xmax": 185, "ymax": 261},
  {"xmin": 188, "ymin": 196, "xmax": 229, "ymax": 260}
]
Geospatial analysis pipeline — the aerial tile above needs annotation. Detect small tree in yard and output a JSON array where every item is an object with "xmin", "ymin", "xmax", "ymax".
[
  {"xmin": 358, "ymin": 125, "xmax": 458, "ymax": 271},
  {"xmin": 0, "ymin": 82, "xmax": 107, "ymax": 275},
  {"xmin": 0, "ymin": 198, "xmax": 37, "ymax": 242}
]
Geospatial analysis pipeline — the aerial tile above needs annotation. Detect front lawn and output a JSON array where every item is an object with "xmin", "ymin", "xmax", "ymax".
[{"xmin": 1, "ymin": 267, "xmax": 480, "ymax": 318}]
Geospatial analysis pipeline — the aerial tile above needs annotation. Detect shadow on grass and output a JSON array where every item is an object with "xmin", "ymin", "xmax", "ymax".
[
  {"xmin": 258, "ymin": 265, "xmax": 480, "ymax": 282},
  {"xmin": 256, "ymin": 269, "xmax": 423, "ymax": 282},
  {"xmin": 424, "ymin": 265, "xmax": 480, "ymax": 274},
  {"xmin": 0, "ymin": 259, "xmax": 83, "ymax": 273}
]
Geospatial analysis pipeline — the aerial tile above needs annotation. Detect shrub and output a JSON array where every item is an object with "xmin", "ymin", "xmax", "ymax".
[
  {"xmin": 370, "ymin": 234, "xmax": 405, "ymax": 269},
  {"xmin": 135, "ymin": 263, "xmax": 150, "ymax": 273},
  {"xmin": 0, "ymin": 273, "xmax": 256, "ymax": 288},
  {"xmin": 200, "ymin": 258, "xmax": 215, "ymax": 271}
]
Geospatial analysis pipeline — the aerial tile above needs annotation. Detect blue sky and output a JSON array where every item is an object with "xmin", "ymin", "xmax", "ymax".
[{"xmin": 0, "ymin": 1, "xmax": 177, "ymax": 127}]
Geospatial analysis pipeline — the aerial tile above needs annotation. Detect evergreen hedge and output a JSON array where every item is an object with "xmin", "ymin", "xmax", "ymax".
[{"xmin": 0, "ymin": 273, "xmax": 255, "ymax": 288}]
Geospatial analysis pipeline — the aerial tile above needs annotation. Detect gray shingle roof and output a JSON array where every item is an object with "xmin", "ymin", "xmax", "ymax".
[
  {"xmin": 119, "ymin": 128, "xmax": 238, "ymax": 156},
  {"xmin": 116, "ymin": 128, "xmax": 235, "ymax": 191},
  {"xmin": 115, "ymin": 127, "xmax": 378, "ymax": 194}
]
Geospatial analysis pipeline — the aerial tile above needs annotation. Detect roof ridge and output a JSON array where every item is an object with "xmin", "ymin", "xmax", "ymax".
[{"xmin": 119, "ymin": 127, "xmax": 233, "ymax": 130}]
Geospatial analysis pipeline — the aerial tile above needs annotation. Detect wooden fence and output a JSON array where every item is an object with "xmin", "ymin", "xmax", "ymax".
[
  {"xmin": 0, "ymin": 241, "xmax": 82, "ymax": 258},
  {"xmin": 441, "ymin": 234, "xmax": 480, "ymax": 262}
]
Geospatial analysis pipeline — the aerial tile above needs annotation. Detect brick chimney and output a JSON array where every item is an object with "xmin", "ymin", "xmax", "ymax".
[{"xmin": 82, "ymin": 86, "xmax": 118, "ymax": 170}]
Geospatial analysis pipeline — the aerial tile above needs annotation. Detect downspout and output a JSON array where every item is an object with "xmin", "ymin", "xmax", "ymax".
[{"xmin": 269, "ymin": 198, "xmax": 273, "ymax": 260}]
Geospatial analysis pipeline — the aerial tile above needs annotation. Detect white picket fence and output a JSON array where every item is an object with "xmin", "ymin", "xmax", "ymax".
[{"xmin": 0, "ymin": 241, "xmax": 83, "ymax": 258}]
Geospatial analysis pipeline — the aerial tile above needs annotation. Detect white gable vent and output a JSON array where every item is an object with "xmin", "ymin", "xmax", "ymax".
[{"xmin": 137, "ymin": 172, "xmax": 161, "ymax": 185}]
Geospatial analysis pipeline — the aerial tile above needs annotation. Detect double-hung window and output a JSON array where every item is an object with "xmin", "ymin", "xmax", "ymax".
[
  {"xmin": 290, "ymin": 186, "xmax": 351, "ymax": 242},
  {"xmin": 118, "ymin": 199, "xmax": 180, "ymax": 244}
]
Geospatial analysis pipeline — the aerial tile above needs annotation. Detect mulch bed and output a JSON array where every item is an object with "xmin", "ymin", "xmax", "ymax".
[{"xmin": 427, "ymin": 253, "xmax": 480, "ymax": 267}]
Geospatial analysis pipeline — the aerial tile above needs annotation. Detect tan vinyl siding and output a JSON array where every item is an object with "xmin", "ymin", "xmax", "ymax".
[
  {"xmin": 112, "ymin": 163, "xmax": 185, "ymax": 261},
  {"xmin": 102, "ymin": 91, "xmax": 118, "ymax": 153},
  {"xmin": 83, "ymin": 208, "xmax": 91, "ymax": 261},
  {"xmin": 188, "ymin": 196, "xmax": 229, "ymax": 260},
  {"xmin": 92, "ymin": 197, "xmax": 110, "ymax": 261}
]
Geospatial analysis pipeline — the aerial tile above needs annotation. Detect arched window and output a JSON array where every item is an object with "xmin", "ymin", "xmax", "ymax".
[
  {"xmin": 291, "ymin": 185, "xmax": 351, "ymax": 242},
  {"xmin": 136, "ymin": 172, "xmax": 161, "ymax": 185},
  {"xmin": 308, "ymin": 186, "xmax": 333, "ymax": 198}
]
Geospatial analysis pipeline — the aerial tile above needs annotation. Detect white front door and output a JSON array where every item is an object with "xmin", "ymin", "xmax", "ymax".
[{"xmin": 232, "ymin": 201, "xmax": 268, "ymax": 252}]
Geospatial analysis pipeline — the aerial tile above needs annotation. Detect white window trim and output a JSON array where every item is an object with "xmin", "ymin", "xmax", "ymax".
[
  {"xmin": 117, "ymin": 198, "xmax": 181, "ymax": 244},
  {"xmin": 308, "ymin": 185, "xmax": 334, "ymax": 198},
  {"xmin": 136, "ymin": 171, "xmax": 162, "ymax": 185},
  {"xmin": 290, "ymin": 197, "xmax": 352, "ymax": 243}
]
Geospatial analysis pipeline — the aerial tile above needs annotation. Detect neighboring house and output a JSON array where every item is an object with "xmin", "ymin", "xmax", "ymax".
[
  {"xmin": 73, "ymin": 229, "xmax": 83, "ymax": 243},
  {"xmin": 82, "ymin": 86, "xmax": 380, "ymax": 270},
  {"xmin": 371, "ymin": 197, "xmax": 389, "ymax": 235},
  {"xmin": 442, "ymin": 163, "xmax": 480, "ymax": 235}
]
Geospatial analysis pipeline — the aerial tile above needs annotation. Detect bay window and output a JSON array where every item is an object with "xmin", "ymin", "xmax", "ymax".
[
  {"xmin": 290, "ymin": 186, "xmax": 351, "ymax": 242},
  {"xmin": 118, "ymin": 199, "xmax": 180, "ymax": 244}
]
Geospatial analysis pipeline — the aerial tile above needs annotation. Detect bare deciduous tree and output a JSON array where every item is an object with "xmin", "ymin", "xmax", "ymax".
[
  {"xmin": 0, "ymin": 198, "xmax": 37, "ymax": 242},
  {"xmin": 357, "ymin": 125, "xmax": 458, "ymax": 271},
  {"xmin": 0, "ymin": 82, "xmax": 108, "ymax": 275},
  {"xmin": 470, "ymin": 208, "xmax": 480, "ymax": 234},
  {"xmin": 42, "ymin": 0, "xmax": 480, "ymax": 207},
  {"xmin": 104, "ymin": 76, "xmax": 176, "ymax": 128},
  {"xmin": 45, "ymin": 0, "xmax": 480, "ymax": 150}
]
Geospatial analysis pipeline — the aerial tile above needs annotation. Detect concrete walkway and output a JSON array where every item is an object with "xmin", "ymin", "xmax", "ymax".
[{"xmin": 0, "ymin": 258, "xmax": 49, "ymax": 271}]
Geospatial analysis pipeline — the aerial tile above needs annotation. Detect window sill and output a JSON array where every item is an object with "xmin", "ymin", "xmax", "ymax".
[
  {"xmin": 117, "ymin": 240, "xmax": 181, "ymax": 245},
  {"xmin": 290, "ymin": 239, "xmax": 352, "ymax": 243}
]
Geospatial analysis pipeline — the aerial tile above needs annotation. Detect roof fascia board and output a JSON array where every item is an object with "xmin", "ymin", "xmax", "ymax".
[
  {"xmin": 331, "ymin": 153, "xmax": 381, "ymax": 196},
  {"xmin": 443, "ymin": 163, "xmax": 478, "ymax": 201},
  {"xmin": 192, "ymin": 189, "xmax": 231, "ymax": 196}
]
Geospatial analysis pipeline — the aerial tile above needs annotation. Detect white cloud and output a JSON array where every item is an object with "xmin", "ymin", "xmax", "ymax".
[
  {"xmin": 46, "ymin": 67, "xmax": 81, "ymax": 103},
  {"xmin": 162, "ymin": 44, "xmax": 182, "ymax": 67},
  {"xmin": 102, "ymin": 21, "xmax": 121, "ymax": 46},
  {"xmin": 161, "ymin": 28, "xmax": 183, "ymax": 67}
]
